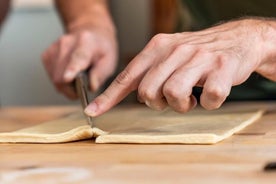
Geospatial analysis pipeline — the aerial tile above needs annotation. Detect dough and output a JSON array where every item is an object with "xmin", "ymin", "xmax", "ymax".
[
  {"xmin": 93, "ymin": 107, "xmax": 263, "ymax": 144},
  {"xmin": 0, "ymin": 113, "xmax": 93, "ymax": 143},
  {"xmin": 0, "ymin": 106, "xmax": 263, "ymax": 144}
]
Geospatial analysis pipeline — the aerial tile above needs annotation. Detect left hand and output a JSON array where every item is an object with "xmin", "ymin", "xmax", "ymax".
[
  {"xmin": 85, "ymin": 18, "xmax": 276, "ymax": 116},
  {"xmin": 42, "ymin": 27, "xmax": 118, "ymax": 99}
]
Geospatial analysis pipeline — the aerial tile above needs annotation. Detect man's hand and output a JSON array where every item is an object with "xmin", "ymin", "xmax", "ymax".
[
  {"xmin": 85, "ymin": 18, "xmax": 276, "ymax": 116},
  {"xmin": 42, "ymin": 28, "xmax": 117, "ymax": 99},
  {"xmin": 42, "ymin": 0, "xmax": 117, "ymax": 99}
]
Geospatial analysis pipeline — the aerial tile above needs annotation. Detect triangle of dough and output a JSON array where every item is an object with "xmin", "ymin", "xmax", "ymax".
[{"xmin": 0, "ymin": 106, "xmax": 263, "ymax": 144}]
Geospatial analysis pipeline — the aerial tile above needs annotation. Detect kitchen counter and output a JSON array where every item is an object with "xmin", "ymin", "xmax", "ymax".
[{"xmin": 0, "ymin": 102, "xmax": 275, "ymax": 183}]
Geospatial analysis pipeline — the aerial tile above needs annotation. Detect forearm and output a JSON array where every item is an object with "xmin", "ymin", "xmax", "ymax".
[
  {"xmin": 0, "ymin": 0, "xmax": 11, "ymax": 29},
  {"xmin": 54, "ymin": 0, "xmax": 115, "ymax": 33}
]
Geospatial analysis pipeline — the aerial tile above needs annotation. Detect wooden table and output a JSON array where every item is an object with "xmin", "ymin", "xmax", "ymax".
[{"xmin": 0, "ymin": 102, "xmax": 276, "ymax": 184}]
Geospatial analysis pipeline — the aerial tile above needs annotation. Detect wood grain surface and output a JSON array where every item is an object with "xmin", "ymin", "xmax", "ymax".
[{"xmin": 0, "ymin": 102, "xmax": 276, "ymax": 184}]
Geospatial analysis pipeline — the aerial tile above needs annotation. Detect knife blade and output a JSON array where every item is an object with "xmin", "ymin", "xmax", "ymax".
[{"xmin": 75, "ymin": 71, "xmax": 93, "ymax": 127}]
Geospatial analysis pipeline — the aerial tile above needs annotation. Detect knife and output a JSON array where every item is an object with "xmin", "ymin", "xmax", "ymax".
[{"xmin": 75, "ymin": 71, "xmax": 93, "ymax": 127}]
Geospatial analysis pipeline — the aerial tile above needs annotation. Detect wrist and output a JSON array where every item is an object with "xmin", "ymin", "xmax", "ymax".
[
  {"xmin": 67, "ymin": 15, "xmax": 116, "ymax": 36},
  {"xmin": 253, "ymin": 18, "xmax": 276, "ymax": 81},
  {"xmin": 58, "ymin": 0, "xmax": 116, "ymax": 36}
]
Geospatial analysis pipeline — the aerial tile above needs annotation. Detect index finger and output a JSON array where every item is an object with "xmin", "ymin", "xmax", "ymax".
[
  {"xmin": 84, "ymin": 33, "xmax": 177, "ymax": 117},
  {"xmin": 84, "ymin": 54, "xmax": 152, "ymax": 117}
]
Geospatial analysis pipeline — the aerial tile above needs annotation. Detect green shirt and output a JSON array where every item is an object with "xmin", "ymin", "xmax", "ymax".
[{"xmin": 179, "ymin": 0, "xmax": 276, "ymax": 101}]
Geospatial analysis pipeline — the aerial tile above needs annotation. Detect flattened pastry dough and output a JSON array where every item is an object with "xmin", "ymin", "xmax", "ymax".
[
  {"xmin": 0, "ymin": 114, "xmax": 93, "ymax": 143},
  {"xmin": 0, "ymin": 106, "xmax": 263, "ymax": 144}
]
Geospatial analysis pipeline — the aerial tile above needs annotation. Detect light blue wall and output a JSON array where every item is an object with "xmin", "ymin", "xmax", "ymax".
[{"xmin": 0, "ymin": 7, "xmax": 75, "ymax": 106}]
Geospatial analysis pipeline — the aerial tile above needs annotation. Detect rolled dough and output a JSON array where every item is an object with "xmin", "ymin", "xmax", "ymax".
[
  {"xmin": 0, "ymin": 106, "xmax": 263, "ymax": 144},
  {"xmin": 0, "ymin": 113, "xmax": 93, "ymax": 143}
]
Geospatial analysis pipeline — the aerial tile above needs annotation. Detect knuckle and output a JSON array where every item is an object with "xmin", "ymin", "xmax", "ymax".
[
  {"xmin": 153, "ymin": 33, "xmax": 168, "ymax": 41},
  {"xmin": 194, "ymin": 45, "xmax": 207, "ymax": 53},
  {"xmin": 138, "ymin": 87, "xmax": 157, "ymax": 102},
  {"xmin": 175, "ymin": 44, "xmax": 187, "ymax": 52},
  {"xmin": 163, "ymin": 84, "xmax": 181, "ymax": 100},
  {"xmin": 215, "ymin": 54, "xmax": 230, "ymax": 69},
  {"xmin": 99, "ymin": 92, "xmax": 112, "ymax": 103},
  {"xmin": 114, "ymin": 69, "xmax": 133, "ymax": 86},
  {"xmin": 71, "ymin": 49, "xmax": 90, "ymax": 64},
  {"xmin": 194, "ymin": 47, "xmax": 210, "ymax": 57},
  {"xmin": 174, "ymin": 44, "xmax": 194, "ymax": 54},
  {"xmin": 92, "ymin": 92, "xmax": 113, "ymax": 113},
  {"xmin": 172, "ymin": 97, "xmax": 196, "ymax": 113},
  {"xmin": 80, "ymin": 30, "xmax": 92, "ymax": 40},
  {"xmin": 172, "ymin": 32, "xmax": 184, "ymax": 38},
  {"xmin": 205, "ymin": 86, "xmax": 228, "ymax": 101},
  {"xmin": 216, "ymin": 53, "xmax": 228, "ymax": 61},
  {"xmin": 78, "ymin": 31, "xmax": 93, "ymax": 45},
  {"xmin": 151, "ymin": 33, "xmax": 171, "ymax": 46}
]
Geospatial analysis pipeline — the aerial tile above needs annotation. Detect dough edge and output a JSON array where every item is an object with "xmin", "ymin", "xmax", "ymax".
[
  {"xmin": 0, "ymin": 125, "xmax": 93, "ymax": 143},
  {"xmin": 95, "ymin": 110, "xmax": 264, "ymax": 144}
]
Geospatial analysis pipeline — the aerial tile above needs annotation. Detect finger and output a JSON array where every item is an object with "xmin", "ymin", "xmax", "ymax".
[
  {"xmin": 85, "ymin": 53, "xmax": 164, "ymax": 116},
  {"xmin": 84, "ymin": 55, "xmax": 151, "ymax": 117},
  {"xmin": 84, "ymin": 34, "xmax": 177, "ymax": 116},
  {"xmin": 163, "ymin": 66, "xmax": 203, "ymax": 113},
  {"xmin": 43, "ymin": 37, "xmax": 78, "ymax": 99},
  {"xmin": 200, "ymin": 70, "xmax": 232, "ymax": 110},
  {"xmin": 137, "ymin": 44, "xmax": 195, "ymax": 110},
  {"xmin": 162, "ymin": 51, "xmax": 215, "ymax": 113},
  {"xmin": 89, "ymin": 54, "xmax": 117, "ymax": 92},
  {"xmin": 63, "ymin": 38, "xmax": 95, "ymax": 82},
  {"xmin": 52, "ymin": 36, "xmax": 76, "ymax": 83},
  {"xmin": 42, "ymin": 36, "xmax": 75, "ymax": 83},
  {"xmin": 136, "ymin": 94, "xmax": 168, "ymax": 111}
]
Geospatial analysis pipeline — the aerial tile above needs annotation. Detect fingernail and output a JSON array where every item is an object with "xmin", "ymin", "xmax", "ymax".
[
  {"xmin": 145, "ymin": 100, "xmax": 154, "ymax": 109},
  {"xmin": 85, "ymin": 102, "xmax": 98, "ymax": 117},
  {"xmin": 64, "ymin": 70, "xmax": 75, "ymax": 81}
]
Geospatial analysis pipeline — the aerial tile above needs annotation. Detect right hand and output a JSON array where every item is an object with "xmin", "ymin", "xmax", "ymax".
[
  {"xmin": 84, "ymin": 18, "xmax": 276, "ymax": 117},
  {"xmin": 42, "ymin": 27, "xmax": 118, "ymax": 99}
]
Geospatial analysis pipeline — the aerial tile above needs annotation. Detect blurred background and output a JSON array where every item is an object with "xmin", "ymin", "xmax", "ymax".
[{"xmin": 0, "ymin": 0, "xmax": 153, "ymax": 106}]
